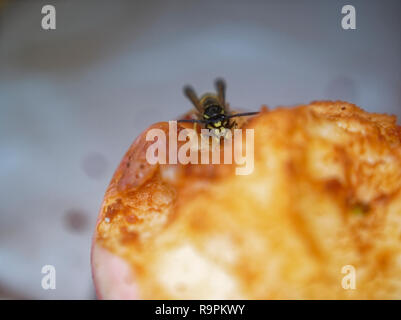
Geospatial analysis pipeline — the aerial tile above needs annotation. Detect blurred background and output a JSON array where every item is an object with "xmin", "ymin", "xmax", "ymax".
[{"xmin": 0, "ymin": 0, "xmax": 400, "ymax": 299}]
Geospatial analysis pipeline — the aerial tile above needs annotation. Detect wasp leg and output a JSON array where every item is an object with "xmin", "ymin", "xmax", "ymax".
[{"xmin": 228, "ymin": 120, "xmax": 238, "ymax": 129}]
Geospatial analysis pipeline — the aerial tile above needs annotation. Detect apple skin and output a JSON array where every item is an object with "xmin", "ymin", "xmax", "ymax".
[
  {"xmin": 92, "ymin": 103, "xmax": 401, "ymax": 299},
  {"xmin": 91, "ymin": 188, "xmax": 139, "ymax": 299},
  {"xmin": 91, "ymin": 241, "xmax": 139, "ymax": 300},
  {"xmin": 90, "ymin": 122, "xmax": 170, "ymax": 300},
  {"xmin": 90, "ymin": 118, "xmax": 237, "ymax": 299}
]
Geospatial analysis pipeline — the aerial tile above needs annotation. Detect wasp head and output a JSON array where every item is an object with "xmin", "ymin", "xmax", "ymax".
[{"xmin": 203, "ymin": 104, "xmax": 228, "ymax": 130}]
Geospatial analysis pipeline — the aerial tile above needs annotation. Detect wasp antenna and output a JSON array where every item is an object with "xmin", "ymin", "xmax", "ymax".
[
  {"xmin": 177, "ymin": 119, "xmax": 205, "ymax": 124},
  {"xmin": 227, "ymin": 112, "xmax": 259, "ymax": 119},
  {"xmin": 214, "ymin": 78, "xmax": 226, "ymax": 106},
  {"xmin": 183, "ymin": 85, "xmax": 203, "ymax": 112}
]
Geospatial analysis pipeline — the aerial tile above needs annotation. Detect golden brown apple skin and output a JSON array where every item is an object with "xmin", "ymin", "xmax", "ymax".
[{"xmin": 92, "ymin": 102, "xmax": 401, "ymax": 299}]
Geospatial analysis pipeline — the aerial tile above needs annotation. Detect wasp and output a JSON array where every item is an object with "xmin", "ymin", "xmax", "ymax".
[{"xmin": 178, "ymin": 78, "xmax": 259, "ymax": 137}]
